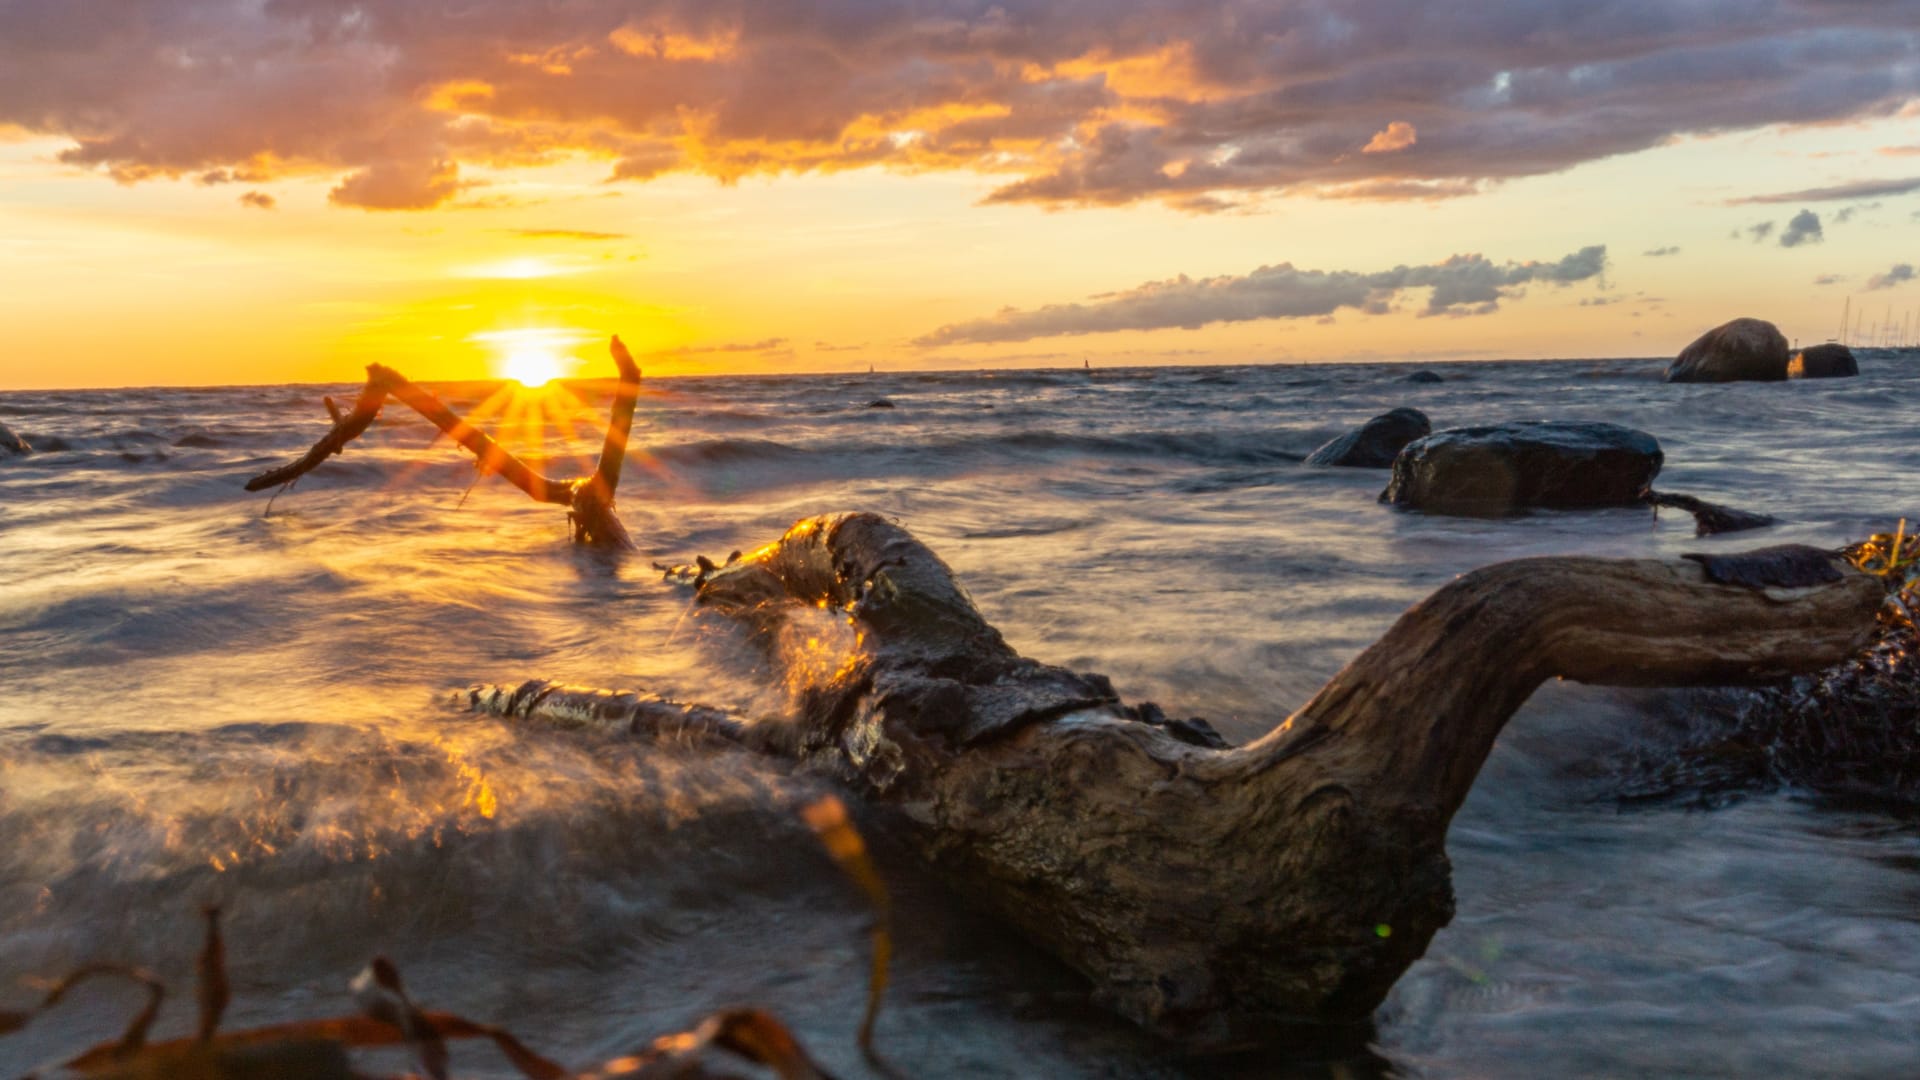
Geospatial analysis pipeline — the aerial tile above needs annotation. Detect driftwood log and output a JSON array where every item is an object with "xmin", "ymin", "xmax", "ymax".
[
  {"xmin": 467, "ymin": 513, "xmax": 1886, "ymax": 1045},
  {"xmin": 245, "ymin": 337, "xmax": 641, "ymax": 547},
  {"xmin": 0, "ymin": 420, "xmax": 28, "ymax": 455}
]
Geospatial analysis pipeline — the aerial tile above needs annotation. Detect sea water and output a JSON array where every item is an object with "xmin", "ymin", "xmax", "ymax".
[{"xmin": 2, "ymin": 356, "xmax": 1919, "ymax": 1076}]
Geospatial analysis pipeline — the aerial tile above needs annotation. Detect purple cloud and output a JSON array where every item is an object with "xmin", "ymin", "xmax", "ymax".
[
  {"xmin": 2, "ymin": 2, "xmax": 1915, "ymax": 212},
  {"xmin": 1867, "ymin": 264, "xmax": 1916, "ymax": 290},
  {"xmin": 916, "ymin": 246, "xmax": 1607, "ymax": 344},
  {"xmin": 1730, "ymin": 177, "xmax": 1920, "ymax": 204},
  {"xmin": 1779, "ymin": 209, "xmax": 1823, "ymax": 247}
]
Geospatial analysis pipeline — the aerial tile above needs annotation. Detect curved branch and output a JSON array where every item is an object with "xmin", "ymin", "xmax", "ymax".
[
  {"xmin": 245, "ymin": 365, "xmax": 569, "ymax": 503},
  {"xmin": 473, "ymin": 514, "xmax": 1886, "ymax": 1043},
  {"xmin": 243, "ymin": 376, "xmax": 390, "ymax": 492},
  {"xmin": 376, "ymin": 366, "xmax": 570, "ymax": 506},
  {"xmin": 592, "ymin": 335, "xmax": 641, "ymax": 499},
  {"xmin": 245, "ymin": 339, "xmax": 642, "ymax": 548},
  {"xmin": 1233, "ymin": 545, "xmax": 1883, "ymax": 822}
]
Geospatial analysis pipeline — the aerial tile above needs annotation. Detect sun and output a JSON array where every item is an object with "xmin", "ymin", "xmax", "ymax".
[{"xmin": 502, "ymin": 346, "xmax": 566, "ymax": 387}]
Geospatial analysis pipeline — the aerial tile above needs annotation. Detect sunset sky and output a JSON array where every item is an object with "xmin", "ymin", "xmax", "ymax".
[{"xmin": 3, "ymin": 1, "xmax": 1918, "ymax": 388}]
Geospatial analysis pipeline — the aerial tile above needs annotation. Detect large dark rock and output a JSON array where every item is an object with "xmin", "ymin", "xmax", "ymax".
[
  {"xmin": 1380, "ymin": 421, "xmax": 1662, "ymax": 515},
  {"xmin": 1402, "ymin": 369, "xmax": 1444, "ymax": 384},
  {"xmin": 0, "ymin": 421, "xmax": 27, "ymax": 455},
  {"xmin": 1664, "ymin": 317, "xmax": 1790, "ymax": 383},
  {"xmin": 1787, "ymin": 343, "xmax": 1858, "ymax": 379},
  {"xmin": 1305, "ymin": 407, "xmax": 1431, "ymax": 468}
]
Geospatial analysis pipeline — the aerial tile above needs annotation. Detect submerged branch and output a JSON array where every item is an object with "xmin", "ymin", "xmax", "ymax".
[
  {"xmin": 379, "ymin": 366, "xmax": 572, "ymax": 506},
  {"xmin": 244, "ymin": 337, "xmax": 641, "ymax": 547},
  {"xmin": 465, "ymin": 679, "xmax": 751, "ymax": 744},
  {"xmin": 244, "ymin": 377, "xmax": 389, "ymax": 492}
]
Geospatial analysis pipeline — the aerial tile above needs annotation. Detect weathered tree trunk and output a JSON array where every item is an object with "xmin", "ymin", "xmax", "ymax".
[
  {"xmin": 468, "ymin": 514, "xmax": 1884, "ymax": 1045},
  {"xmin": 245, "ymin": 338, "xmax": 641, "ymax": 547}
]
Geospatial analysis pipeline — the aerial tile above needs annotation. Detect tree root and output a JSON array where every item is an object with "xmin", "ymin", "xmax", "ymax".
[{"xmin": 466, "ymin": 512, "xmax": 1885, "ymax": 1045}]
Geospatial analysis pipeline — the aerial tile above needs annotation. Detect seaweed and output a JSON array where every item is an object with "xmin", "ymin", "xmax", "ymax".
[
  {"xmin": 4, "ymin": 799, "xmax": 890, "ymax": 1079},
  {"xmin": 1621, "ymin": 523, "xmax": 1920, "ymax": 807}
]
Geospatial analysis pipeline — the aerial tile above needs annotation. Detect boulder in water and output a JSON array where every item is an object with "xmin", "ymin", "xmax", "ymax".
[
  {"xmin": 1305, "ymin": 407, "xmax": 1431, "ymax": 468},
  {"xmin": 1380, "ymin": 421, "xmax": 1662, "ymax": 515},
  {"xmin": 1787, "ymin": 343, "xmax": 1858, "ymax": 379},
  {"xmin": 0, "ymin": 421, "xmax": 27, "ymax": 455},
  {"xmin": 1402, "ymin": 370, "xmax": 1444, "ymax": 384},
  {"xmin": 866, "ymin": 398, "xmax": 897, "ymax": 409},
  {"xmin": 1665, "ymin": 318, "xmax": 1789, "ymax": 383}
]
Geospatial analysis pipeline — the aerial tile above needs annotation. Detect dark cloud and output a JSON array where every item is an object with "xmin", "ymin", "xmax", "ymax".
[
  {"xmin": 1643, "ymin": 245, "xmax": 1680, "ymax": 257},
  {"xmin": 1746, "ymin": 221, "xmax": 1776, "ymax": 243},
  {"xmin": 916, "ymin": 245, "xmax": 1607, "ymax": 345},
  {"xmin": 1731, "ymin": 176, "xmax": 1920, "ymax": 204},
  {"xmin": 3, "ymin": 2, "xmax": 1916, "ymax": 212},
  {"xmin": 1867, "ymin": 264, "xmax": 1916, "ymax": 290},
  {"xmin": 1813, "ymin": 273, "xmax": 1847, "ymax": 285},
  {"xmin": 1779, "ymin": 208, "xmax": 1823, "ymax": 247},
  {"xmin": 200, "ymin": 168, "xmax": 266, "ymax": 186},
  {"xmin": 237, "ymin": 190, "xmax": 276, "ymax": 210}
]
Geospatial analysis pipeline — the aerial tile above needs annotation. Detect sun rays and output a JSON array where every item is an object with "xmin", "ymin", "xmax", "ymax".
[{"xmin": 348, "ymin": 328, "xmax": 710, "ymax": 510}]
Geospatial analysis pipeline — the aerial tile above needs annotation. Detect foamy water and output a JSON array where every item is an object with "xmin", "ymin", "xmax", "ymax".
[{"xmin": 2, "ymin": 356, "xmax": 1919, "ymax": 1076}]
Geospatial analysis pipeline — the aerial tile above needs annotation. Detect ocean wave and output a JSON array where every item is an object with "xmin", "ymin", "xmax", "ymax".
[{"xmin": 648, "ymin": 436, "xmax": 809, "ymax": 466}]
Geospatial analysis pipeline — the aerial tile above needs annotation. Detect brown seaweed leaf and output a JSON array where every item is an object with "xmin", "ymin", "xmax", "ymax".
[
  {"xmin": 801, "ymin": 794, "xmax": 893, "ymax": 1059},
  {"xmin": 6, "ymin": 963, "xmax": 168, "ymax": 1069},
  {"xmin": 193, "ymin": 906, "xmax": 228, "ymax": 1043},
  {"xmin": 575, "ymin": 1008, "xmax": 837, "ymax": 1079},
  {"xmin": 1845, "ymin": 518, "xmax": 1920, "ymax": 632},
  {"xmin": 7, "ymin": 877, "xmax": 875, "ymax": 1079},
  {"xmin": 351, "ymin": 956, "xmax": 451, "ymax": 1080}
]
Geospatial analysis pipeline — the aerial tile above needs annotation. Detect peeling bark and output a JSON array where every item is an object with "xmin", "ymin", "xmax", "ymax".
[
  {"xmin": 246, "ymin": 338, "xmax": 640, "ymax": 548},
  {"xmin": 469, "ymin": 514, "xmax": 1884, "ymax": 1045}
]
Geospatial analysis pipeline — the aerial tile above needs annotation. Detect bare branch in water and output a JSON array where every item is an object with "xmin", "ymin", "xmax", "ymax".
[{"xmin": 245, "ymin": 337, "xmax": 641, "ymax": 547}]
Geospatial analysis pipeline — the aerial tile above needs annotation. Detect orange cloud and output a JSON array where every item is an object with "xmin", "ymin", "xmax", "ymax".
[
  {"xmin": 330, "ymin": 159, "xmax": 465, "ymax": 211},
  {"xmin": 1362, "ymin": 121, "xmax": 1418, "ymax": 154},
  {"xmin": 608, "ymin": 19, "xmax": 740, "ymax": 61},
  {"xmin": 7, "ymin": 2, "xmax": 1916, "ymax": 215},
  {"xmin": 424, "ymin": 80, "xmax": 497, "ymax": 113}
]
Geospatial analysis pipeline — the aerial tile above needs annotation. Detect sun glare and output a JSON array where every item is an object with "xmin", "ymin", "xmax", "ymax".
[
  {"xmin": 502, "ymin": 347, "xmax": 566, "ymax": 387},
  {"xmin": 475, "ymin": 328, "xmax": 589, "ymax": 387}
]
